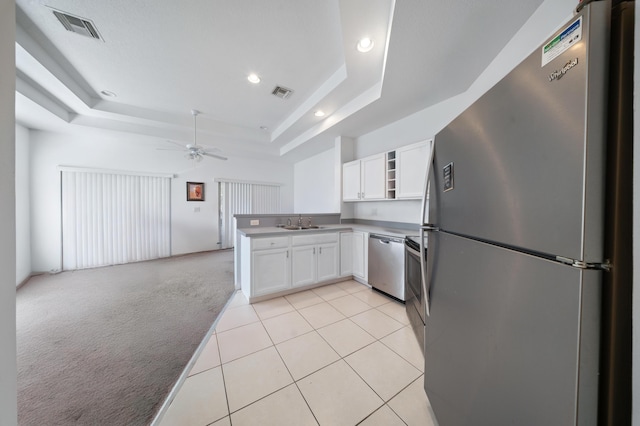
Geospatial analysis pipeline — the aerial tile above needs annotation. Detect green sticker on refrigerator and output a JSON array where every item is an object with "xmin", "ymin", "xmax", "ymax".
[{"xmin": 541, "ymin": 16, "xmax": 582, "ymax": 67}]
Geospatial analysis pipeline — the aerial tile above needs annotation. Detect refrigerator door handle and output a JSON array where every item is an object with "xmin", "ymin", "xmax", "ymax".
[
  {"xmin": 420, "ymin": 227, "xmax": 430, "ymax": 317},
  {"xmin": 419, "ymin": 140, "xmax": 435, "ymax": 318},
  {"xmin": 420, "ymin": 140, "xmax": 436, "ymax": 225}
]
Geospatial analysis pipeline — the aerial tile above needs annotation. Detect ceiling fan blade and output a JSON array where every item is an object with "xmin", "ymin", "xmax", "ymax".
[
  {"xmin": 166, "ymin": 139, "xmax": 187, "ymax": 148},
  {"xmin": 202, "ymin": 152, "xmax": 228, "ymax": 161},
  {"xmin": 161, "ymin": 112, "xmax": 228, "ymax": 162},
  {"xmin": 201, "ymin": 147, "xmax": 222, "ymax": 153}
]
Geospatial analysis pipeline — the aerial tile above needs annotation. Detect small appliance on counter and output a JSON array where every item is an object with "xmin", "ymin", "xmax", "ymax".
[{"xmin": 367, "ymin": 233, "xmax": 405, "ymax": 301}]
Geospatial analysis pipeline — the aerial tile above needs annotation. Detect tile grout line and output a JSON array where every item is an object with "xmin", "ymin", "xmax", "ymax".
[
  {"xmin": 270, "ymin": 330, "xmax": 322, "ymax": 426},
  {"xmin": 171, "ymin": 283, "xmax": 424, "ymax": 425},
  {"xmin": 223, "ymin": 300, "xmax": 296, "ymax": 420},
  {"xmin": 283, "ymin": 287, "xmax": 417, "ymax": 424},
  {"xmin": 215, "ymin": 330, "xmax": 233, "ymax": 425},
  {"xmin": 225, "ymin": 287, "xmax": 383, "ymax": 423}
]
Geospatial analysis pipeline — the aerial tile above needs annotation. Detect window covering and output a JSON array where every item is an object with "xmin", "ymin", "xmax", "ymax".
[
  {"xmin": 218, "ymin": 180, "xmax": 281, "ymax": 249},
  {"xmin": 61, "ymin": 170, "xmax": 171, "ymax": 270}
]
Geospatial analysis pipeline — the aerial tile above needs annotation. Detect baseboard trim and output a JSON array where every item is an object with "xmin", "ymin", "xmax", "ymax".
[
  {"xmin": 15, "ymin": 272, "xmax": 48, "ymax": 290},
  {"xmin": 246, "ymin": 276, "xmax": 371, "ymax": 304}
]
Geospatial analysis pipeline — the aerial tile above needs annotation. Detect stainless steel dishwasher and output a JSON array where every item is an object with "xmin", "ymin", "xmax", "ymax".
[{"xmin": 368, "ymin": 233, "xmax": 405, "ymax": 301}]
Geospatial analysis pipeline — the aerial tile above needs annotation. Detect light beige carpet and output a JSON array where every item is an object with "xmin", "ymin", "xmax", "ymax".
[{"xmin": 17, "ymin": 250, "xmax": 236, "ymax": 426}]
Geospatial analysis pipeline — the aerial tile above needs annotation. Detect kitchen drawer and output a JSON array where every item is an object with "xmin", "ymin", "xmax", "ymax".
[
  {"xmin": 252, "ymin": 236, "xmax": 289, "ymax": 251},
  {"xmin": 291, "ymin": 232, "xmax": 338, "ymax": 247}
]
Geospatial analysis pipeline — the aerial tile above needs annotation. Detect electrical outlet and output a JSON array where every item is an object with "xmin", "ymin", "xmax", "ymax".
[{"xmin": 250, "ymin": 219, "xmax": 260, "ymax": 226}]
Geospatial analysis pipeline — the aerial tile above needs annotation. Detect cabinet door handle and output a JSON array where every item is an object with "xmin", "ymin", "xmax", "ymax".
[
  {"xmin": 286, "ymin": 250, "xmax": 289, "ymax": 258},
  {"xmin": 313, "ymin": 248, "xmax": 316, "ymax": 255},
  {"xmin": 319, "ymin": 247, "xmax": 322, "ymax": 254}
]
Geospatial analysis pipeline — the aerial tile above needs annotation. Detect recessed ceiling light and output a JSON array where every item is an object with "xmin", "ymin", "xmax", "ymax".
[
  {"xmin": 101, "ymin": 90, "xmax": 117, "ymax": 97},
  {"xmin": 356, "ymin": 37, "xmax": 374, "ymax": 53},
  {"xmin": 314, "ymin": 110, "xmax": 326, "ymax": 117},
  {"xmin": 247, "ymin": 73, "xmax": 261, "ymax": 84}
]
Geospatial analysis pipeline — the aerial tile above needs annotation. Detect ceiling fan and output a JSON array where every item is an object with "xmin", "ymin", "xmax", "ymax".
[{"xmin": 158, "ymin": 110, "xmax": 228, "ymax": 162}]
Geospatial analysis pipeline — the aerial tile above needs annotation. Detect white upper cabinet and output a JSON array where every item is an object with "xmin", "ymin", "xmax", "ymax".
[
  {"xmin": 342, "ymin": 160, "xmax": 362, "ymax": 201},
  {"xmin": 342, "ymin": 153, "xmax": 386, "ymax": 201},
  {"xmin": 360, "ymin": 154, "xmax": 386, "ymax": 200},
  {"xmin": 396, "ymin": 140, "xmax": 429, "ymax": 199},
  {"xmin": 342, "ymin": 140, "xmax": 430, "ymax": 202}
]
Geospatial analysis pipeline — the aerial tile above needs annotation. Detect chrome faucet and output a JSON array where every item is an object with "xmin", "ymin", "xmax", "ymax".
[
  {"xmin": 287, "ymin": 218, "xmax": 292, "ymax": 226},
  {"xmin": 308, "ymin": 217, "xmax": 312, "ymax": 227},
  {"xmin": 297, "ymin": 214, "xmax": 302, "ymax": 227}
]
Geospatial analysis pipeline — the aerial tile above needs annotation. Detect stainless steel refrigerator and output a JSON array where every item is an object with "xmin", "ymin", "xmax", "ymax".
[{"xmin": 419, "ymin": 1, "xmax": 633, "ymax": 425}]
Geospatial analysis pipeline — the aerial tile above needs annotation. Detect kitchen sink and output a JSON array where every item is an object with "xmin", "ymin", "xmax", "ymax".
[{"xmin": 282, "ymin": 225, "xmax": 321, "ymax": 230}]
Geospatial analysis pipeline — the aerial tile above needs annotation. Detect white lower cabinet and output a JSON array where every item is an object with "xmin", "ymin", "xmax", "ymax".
[
  {"xmin": 340, "ymin": 232, "xmax": 353, "ymax": 276},
  {"xmin": 291, "ymin": 245, "xmax": 316, "ymax": 287},
  {"xmin": 352, "ymin": 231, "xmax": 367, "ymax": 281},
  {"xmin": 316, "ymin": 242, "xmax": 339, "ymax": 282},
  {"xmin": 241, "ymin": 231, "xmax": 341, "ymax": 301},
  {"xmin": 291, "ymin": 233, "xmax": 339, "ymax": 288},
  {"xmin": 251, "ymin": 248, "xmax": 290, "ymax": 296},
  {"xmin": 339, "ymin": 230, "xmax": 368, "ymax": 282},
  {"xmin": 244, "ymin": 236, "xmax": 291, "ymax": 297}
]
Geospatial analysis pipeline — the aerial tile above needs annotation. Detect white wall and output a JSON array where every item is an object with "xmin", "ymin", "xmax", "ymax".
[
  {"xmin": 15, "ymin": 124, "xmax": 30, "ymax": 286},
  {"xmin": 29, "ymin": 129, "xmax": 293, "ymax": 272},
  {"xmin": 347, "ymin": 0, "xmax": 576, "ymax": 225},
  {"xmin": 293, "ymin": 148, "xmax": 338, "ymax": 213},
  {"xmin": 1, "ymin": 0, "xmax": 17, "ymax": 422},
  {"xmin": 353, "ymin": 199, "xmax": 422, "ymax": 224}
]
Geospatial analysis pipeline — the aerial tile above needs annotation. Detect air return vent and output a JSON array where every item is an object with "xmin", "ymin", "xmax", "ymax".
[
  {"xmin": 272, "ymin": 86, "xmax": 293, "ymax": 100},
  {"xmin": 53, "ymin": 10, "xmax": 102, "ymax": 41}
]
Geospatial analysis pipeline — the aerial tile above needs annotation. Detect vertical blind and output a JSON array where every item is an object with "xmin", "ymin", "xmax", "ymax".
[
  {"xmin": 61, "ymin": 169, "xmax": 171, "ymax": 270},
  {"xmin": 218, "ymin": 180, "xmax": 281, "ymax": 248}
]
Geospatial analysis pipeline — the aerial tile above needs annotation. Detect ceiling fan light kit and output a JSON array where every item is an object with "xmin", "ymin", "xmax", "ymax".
[{"xmin": 159, "ymin": 110, "xmax": 228, "ymax": 162}]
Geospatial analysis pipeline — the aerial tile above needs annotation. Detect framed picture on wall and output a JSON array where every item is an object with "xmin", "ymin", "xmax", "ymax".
[{"xmin": 187, "ymin": 182, "xmax": 204, "ymax": 201}]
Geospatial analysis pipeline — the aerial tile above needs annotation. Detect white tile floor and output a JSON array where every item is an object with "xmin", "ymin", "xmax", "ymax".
[{"xmin": 157, "ymin": 281, "xmax": 438, "ymax": 426}]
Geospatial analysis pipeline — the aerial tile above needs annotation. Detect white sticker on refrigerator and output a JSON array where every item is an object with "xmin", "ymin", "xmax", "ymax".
[{"xmin": 541, "ymin": 16, "xmax": 582, "ymax": 67}]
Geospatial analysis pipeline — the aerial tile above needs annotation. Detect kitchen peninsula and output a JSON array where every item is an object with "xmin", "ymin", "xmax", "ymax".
[{"xmin": 234, "ymin": 214, "xmax": 415, "ymax": 303}]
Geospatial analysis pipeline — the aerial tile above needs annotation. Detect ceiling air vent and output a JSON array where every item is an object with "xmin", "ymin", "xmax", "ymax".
[
  {"xmin": 53, "ymin": 10, "xmax": 102, "ymax": 41},
  {"xmin": 272, "ymin": 86, "xmax": 293, "ymax": 100}
]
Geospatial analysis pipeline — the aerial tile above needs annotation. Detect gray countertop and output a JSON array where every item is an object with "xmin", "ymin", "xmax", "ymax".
[{"xmin": 237, "ymin": 224, "xmax": 417, "ymax": 239}]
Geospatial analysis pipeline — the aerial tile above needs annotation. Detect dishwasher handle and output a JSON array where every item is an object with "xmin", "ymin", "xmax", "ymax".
[{"xmin": 369, "ymin": 234, "xmax": 404, "ymax": 244}]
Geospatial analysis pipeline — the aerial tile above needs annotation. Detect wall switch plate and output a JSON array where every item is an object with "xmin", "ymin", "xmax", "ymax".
[
  {"xmin": 250, "ymin": 219, "xmax": 260, "ymax": 226},
  {"xmin": 194, "ymin": 207, "xmax": 200, "ymax": 212}
]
